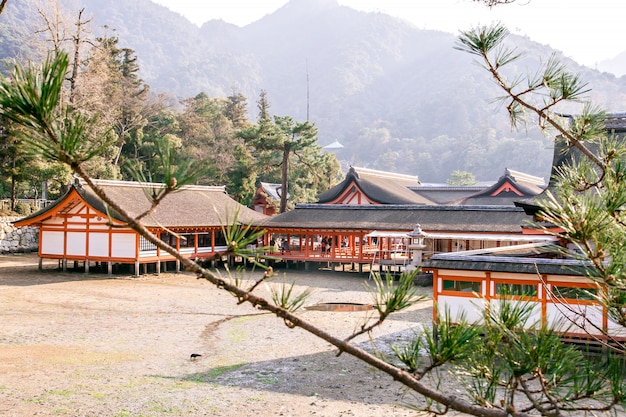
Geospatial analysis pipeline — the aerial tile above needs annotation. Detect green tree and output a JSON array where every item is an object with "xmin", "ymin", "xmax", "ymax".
[
  {"xmin": 446, "ymin": 169, "xmax": 477, "ymax": 186},
  {"xmin": 224, "ymin": 90, "xmax": 249, "ymax": 129},
  {"xmin": 176, "ymin": 92, "xmax": 237, "ymax": 185},
  {"xmin": 226, "ymin": 143, "xmax": 257, "ymax": 206},
  {"xmin": 239, "ymin": 92, "xmax": 340, "ymax": 212},
  {"xmin": 88, "ymin": 36, "xmax": 150, "ymax": 167},
  {"xmin": 0, "ymin": 119, "xmax": 29, "ymax": 209}
]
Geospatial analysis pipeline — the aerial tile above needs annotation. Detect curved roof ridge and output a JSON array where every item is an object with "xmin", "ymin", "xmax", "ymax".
[
  {"xmin": 352, "ymin": 166, "xmax": 420, "ymax": 185},
  {"xmin": 81, "ymin": 178, "xmax": 226, "ymax": 192},
  {"xmin": 504, "ymin": 168, "xmax": 546, "ymax": 186}
]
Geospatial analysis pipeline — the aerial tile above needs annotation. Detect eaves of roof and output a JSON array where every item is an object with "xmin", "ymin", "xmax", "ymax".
[
  {"xmin": 423, "ymin": 254, "xmax": 596, "ymax": 276},
  {"xmin": 255, "ymin": 204, "xmax": 531, "ymax": 233},
  {"xmin": 14, "ymin": 180, "xmax": 267, "ymax": 229}
]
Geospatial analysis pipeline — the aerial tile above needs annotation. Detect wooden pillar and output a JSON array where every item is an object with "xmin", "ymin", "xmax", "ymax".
[
  {"xmin": 85, "ymin": 259, "xmax": 90, "ymax": 273},
  {"xmin": 107, "ymin": 261, "xmax": 112, "ymax": 275},
  {"xmin": 156, "ymin": 260, "xmax": 161, "ymax": 275},
  {"xmin": 62, "ymin": 259, "xmax": 67, "ymax": 272},
  {"xmin": 134, "ymin": 261, "xmax": 140, "ymax": 276},
  {"xmin": 176, "ymin": 259, "xmax": 180, "ymax": 272},
  {"xmin": 38, "ymin": 257, "xmax": 43, "ymax": 271},
  {"xmin": 305, "ymin": 234, "xmax": 310, "ymax": 258}
]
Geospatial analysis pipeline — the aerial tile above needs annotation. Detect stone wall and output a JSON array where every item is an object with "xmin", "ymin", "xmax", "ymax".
[{"xmin": 0, "ymin": 217, "xmax": 39, "ymax": 253}]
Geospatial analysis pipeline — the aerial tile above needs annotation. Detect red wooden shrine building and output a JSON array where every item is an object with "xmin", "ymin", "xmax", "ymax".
[{"xmin": 14, "ymin": 179, "xmax": 266, "ymax": 275}]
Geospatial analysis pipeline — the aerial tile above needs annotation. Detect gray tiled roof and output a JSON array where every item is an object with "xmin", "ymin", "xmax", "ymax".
[
  {"xmin": 448, "ymin": 169, "xmax": 545, "ymax": 206},
  {"xmin": 255, "ymin": 204, "xmax": 531, "ymax": 233},
  {"xmin": 317, "ymin": 166, "xmax": 434, "ymax": 205},
  {"xmin": 423, "ymin": 253, "xmax": 595, "ymax": 276}
]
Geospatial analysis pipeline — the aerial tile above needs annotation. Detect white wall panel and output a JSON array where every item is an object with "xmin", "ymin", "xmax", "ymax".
[
  {"xmin": 111, "ymin": 233, "xmax": 136, "ymax": 259},
  {"xmin": 438, "ymin": 295, "xmax": 484, "ymax": 324},
  {"xmin": 88, "ymin": 233, "xmax": 110, "ymax": 257},
  {"xmin": 66, "ymin": 232, "xmax": 86, "ymax": 256},
  {"xmin": 41, "ymin": 231, "xmax": 64, "ymax": 255},
  {"xmin": 491, "ymin": 299, "xmax": 541, "ymax": 328},
  {"xmin": 546, "ymin": 304, "xmax": 604, "ymax": 336}
]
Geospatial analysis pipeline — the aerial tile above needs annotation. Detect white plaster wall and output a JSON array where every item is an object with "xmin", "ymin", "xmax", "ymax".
[
  {"xmin": 437, "ymin": 295, "xmax": 484, "ymax": 324},
  {"xmin": 66, "ymin": 232, "xmax": 86, "ymax": 256},
  {"xmin": 88, "ymin": 233, "xmax": 110, "ymax": 257},
  {"xmin": 111, "ymin": 234, "xmax": 136, "ymax": 259},
  {"xmin": 40, "ymin": 230, "xmax": 64, "ymax": 255}
]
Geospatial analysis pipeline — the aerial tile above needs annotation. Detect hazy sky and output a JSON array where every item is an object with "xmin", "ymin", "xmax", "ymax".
[{"xmin": 153, "ymin": 0, "xmax": 624, "ymax": 68}]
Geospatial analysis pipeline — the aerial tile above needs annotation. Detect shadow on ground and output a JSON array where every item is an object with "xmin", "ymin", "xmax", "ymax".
[{"xmin": 153, "ymin": 326, "xmax": 434, "ymax": 411}]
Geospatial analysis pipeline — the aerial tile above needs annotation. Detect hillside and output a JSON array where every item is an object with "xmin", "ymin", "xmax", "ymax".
[{"xmin": 1, "ymin": 0, "xmax": 626, "ymax": 182}]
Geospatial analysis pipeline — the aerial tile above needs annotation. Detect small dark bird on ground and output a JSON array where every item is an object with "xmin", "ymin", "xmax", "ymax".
[{"xmin": 190, "ymin": 353, "xmax": 202, "ymax": 360}]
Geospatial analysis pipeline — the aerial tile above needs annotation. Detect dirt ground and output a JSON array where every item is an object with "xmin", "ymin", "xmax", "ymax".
[{"xmin": 0, "ymin": 253, "xmax": 448, "ymax": 417}]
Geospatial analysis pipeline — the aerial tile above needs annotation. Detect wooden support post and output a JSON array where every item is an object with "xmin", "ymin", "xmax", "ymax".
[
  {"xmin": 38, "ymin": 257, "xmax": 42, "ymax": 271},
  {"xmin": 62, "ymin": 259, "xmax": 67, "ymax": 272},
  {"xmin": 85, "ymin": 259, "xmax": 89, "ymax": 273},
  {"xmin": 107, "ymin": 261, "xmax": 112, "ymax": 275},
  {"xmin": 156, "ymin": 260, "xmax": 161, "ymax": 275},
  {"xmin": 134, "ymin": 261, "xmax": 140, "ymax": 276},
  {"xmin": 176, "ymin": 260, "xmax": 180, "ymax": 272}
]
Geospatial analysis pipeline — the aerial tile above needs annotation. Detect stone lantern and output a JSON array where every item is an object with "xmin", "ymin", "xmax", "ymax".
[{"xmin": 406, "ymin": 223, "xmax": 427, "ymax": 271}]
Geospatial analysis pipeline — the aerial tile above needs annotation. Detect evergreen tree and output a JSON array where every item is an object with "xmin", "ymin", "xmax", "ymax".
[
  {"xmin": 238, "ymin": 92, "xmax": 341, "ymax": 212},
  {"xmin": 224, "ymin": 91, "xmax": 249, "ymax": 129},
  {"xmin": 447, "ymin": 170, "xmax": 477, "ymax": 186},
  {"xmin": 0, "ymin": 119, "xmax": 28, "ymax": 210}
]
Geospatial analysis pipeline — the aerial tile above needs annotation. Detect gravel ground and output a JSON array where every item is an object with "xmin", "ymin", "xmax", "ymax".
[{"xmin": 0, "ymin": 253, "xmax": 447, "ymax": 417}]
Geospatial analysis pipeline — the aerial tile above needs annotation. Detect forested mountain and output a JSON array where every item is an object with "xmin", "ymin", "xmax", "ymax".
[{"xmin": 2, "ymin": 0, "xmax": 626, "ymax": 183}]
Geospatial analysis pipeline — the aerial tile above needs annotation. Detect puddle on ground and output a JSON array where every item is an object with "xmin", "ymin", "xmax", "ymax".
[{"xmin": 305, "ymin": 302, "xmax": 374, "ymax": 312}]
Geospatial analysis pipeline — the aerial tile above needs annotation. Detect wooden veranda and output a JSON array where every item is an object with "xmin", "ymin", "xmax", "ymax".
[{"xmin": 262, "ymin": 228, "xmax": 409, "ymax": 273}]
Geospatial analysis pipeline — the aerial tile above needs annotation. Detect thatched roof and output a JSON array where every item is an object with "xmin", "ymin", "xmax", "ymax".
[
  {"xmin": 16, "ymin": 179, "xmax": 266, "ymax": 228},
  {"xmin": 254, "ymin": 203, "xmax": 531, "ymax": 233}
]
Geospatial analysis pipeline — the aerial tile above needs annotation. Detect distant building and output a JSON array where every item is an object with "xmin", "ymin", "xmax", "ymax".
[
  {"xmin": 253, "ymin": 182, "xmax": 285, "ymax": 216},
  {"xmin": 322, "ymin": 139, "xmax": 344, "ymax": 152}
]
